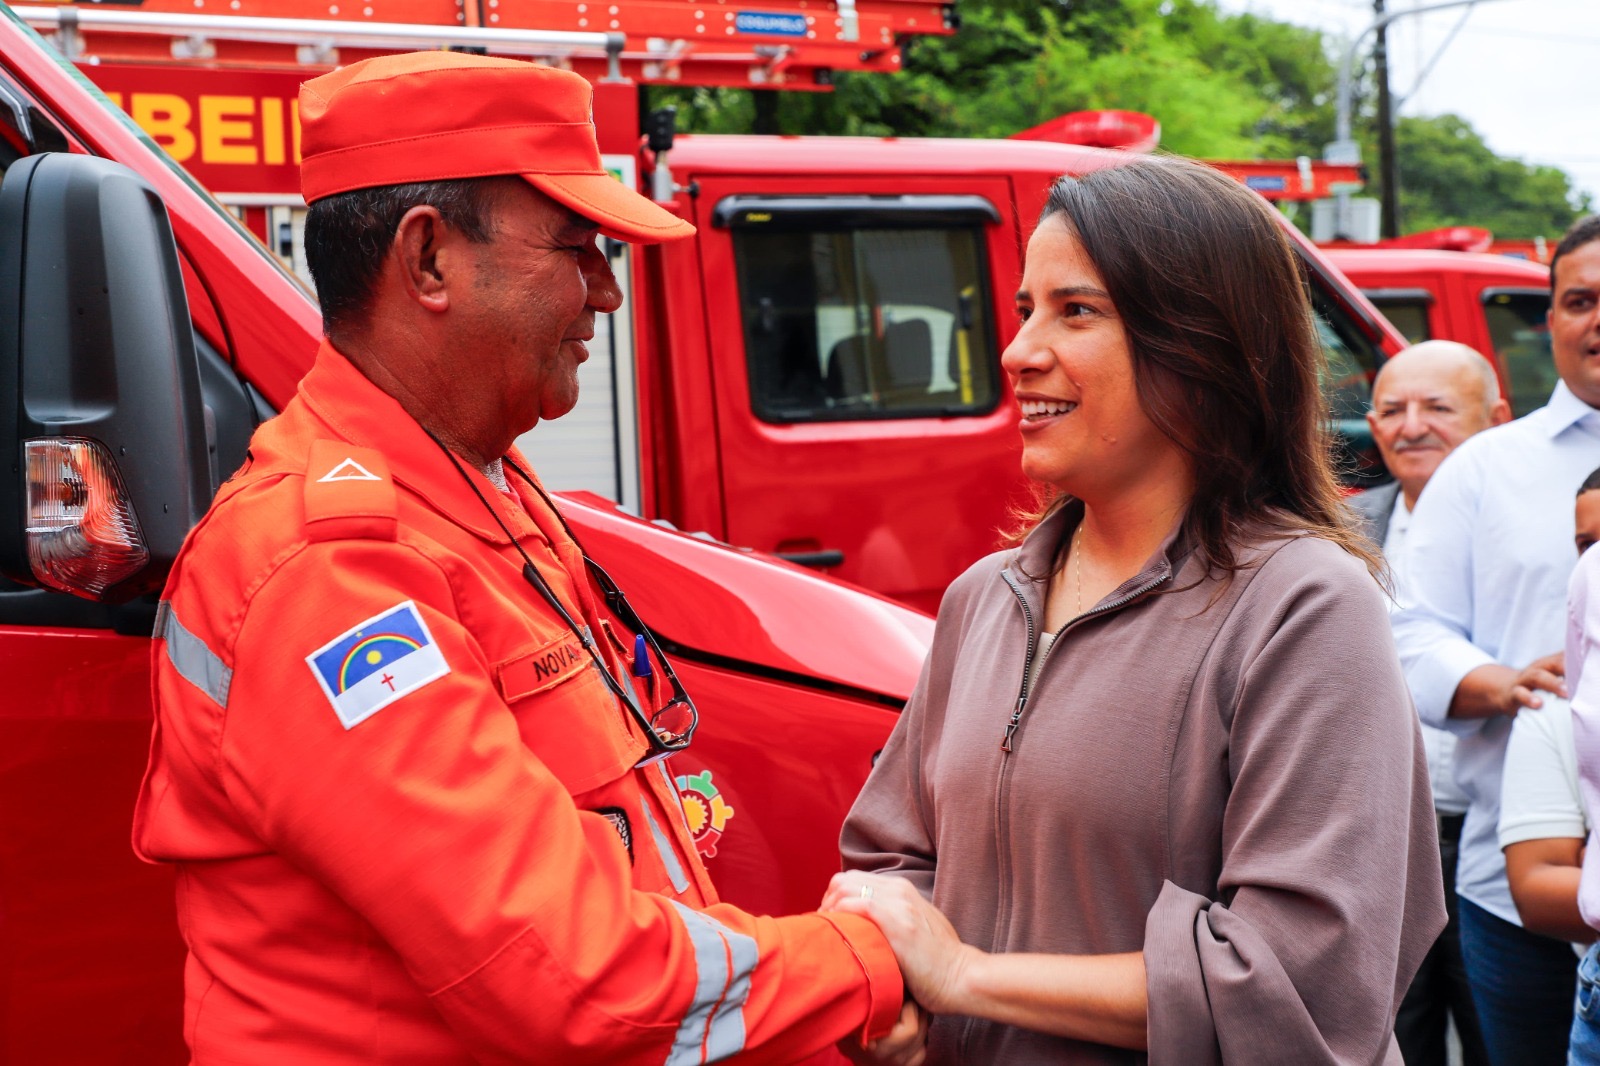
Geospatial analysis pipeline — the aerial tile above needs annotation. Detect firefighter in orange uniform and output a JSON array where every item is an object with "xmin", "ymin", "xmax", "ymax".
[{"xmin": 132, "ymin": 52, "xmax": 917, "ymax": 1065}]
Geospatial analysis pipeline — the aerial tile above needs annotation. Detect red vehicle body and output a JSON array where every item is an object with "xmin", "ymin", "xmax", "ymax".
[
  {"xmin": 10, "ymin": 1, "xmax": 1411, "ymax": 612},
  {"xmin": 0, "ymin": 5, "xmax": 1408, "ymax": 1062},
  {"xmin": 1326, "ymin": 247, "xmax": 1554, "ymax": 418},
  {"xmin": 0, "ymin": 13, "xmax": 935, "ymax": 1062}
]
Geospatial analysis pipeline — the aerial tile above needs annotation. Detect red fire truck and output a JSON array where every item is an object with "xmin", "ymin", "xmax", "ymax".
[
  {"xmin": 0, "ymin": 4, "xmax": 1409, "ymax": 1060},
  {"xmin": 1327, "ymin": 247, "xmax": 1553, "ymax": 418},
  {"xmin": 16, "ymin": 0, "xmax": 1410, "ymax": 612}
]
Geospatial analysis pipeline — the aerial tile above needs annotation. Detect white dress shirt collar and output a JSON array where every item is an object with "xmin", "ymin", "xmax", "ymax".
[{"xmin": 1541, "ymin": 380, "xmax": 1600, "ymax": 441}]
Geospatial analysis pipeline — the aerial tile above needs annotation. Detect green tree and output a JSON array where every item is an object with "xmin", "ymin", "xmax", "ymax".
[
  {"xmin": 1384, "ymin": 114, "xmax": 1591, "ymax": 239},
  {"xmin": 1177, "ymin": 8, "xmax": 1339, "ymax": 157},
  {"xmin": 649, "ymin": 0, "xmax": 1337, "ymax": 155},
  {"xmin": 644, "ymin": 0, "xmax": 1588, "ymax": 238},
  {"xmin": 951, "ymin": 3, "xmax": 1271, "ymax": 157}
]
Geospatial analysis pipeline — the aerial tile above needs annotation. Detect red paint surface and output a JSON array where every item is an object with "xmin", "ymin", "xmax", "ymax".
[{"xmin": 0, "ymin": 628, "xmax": 184, "ymax": 1063}]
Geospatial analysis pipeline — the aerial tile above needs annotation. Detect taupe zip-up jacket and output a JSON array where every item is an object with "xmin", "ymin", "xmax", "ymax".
[{"xmin": 842, "ymin": 504, "xmax": 1445, "ymax": 1065}]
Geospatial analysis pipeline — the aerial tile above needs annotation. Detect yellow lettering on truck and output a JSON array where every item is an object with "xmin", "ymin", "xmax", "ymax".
[
  {"xmin": 130, "ymin": 94, "xmax": 196, "ymax": 162},
  {"xmin": 199, "ymin": 96, "xmax": 257, "ymax": 165}
]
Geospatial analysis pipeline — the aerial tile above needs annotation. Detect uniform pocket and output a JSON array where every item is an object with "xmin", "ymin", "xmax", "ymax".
[{"xmin": 495, "ymin": 633, "xmax": 647, "ymax": 796}]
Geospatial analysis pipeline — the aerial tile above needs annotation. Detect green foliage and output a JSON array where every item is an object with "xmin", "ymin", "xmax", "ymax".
[
  {"xmin": 951, "ymin": 3, "xmax": 1267, "ymax": 157},
  {"xmin": 644, "ymin": 0, "xmax": 1587, "ymax": 238},
  {"xmin": 1177, "ymin": 8, "xmax": 1339, "ymax": 156},
  {"xmin": 1385, "ymin": 114, "xmax": 1592, "ymax": 239}
]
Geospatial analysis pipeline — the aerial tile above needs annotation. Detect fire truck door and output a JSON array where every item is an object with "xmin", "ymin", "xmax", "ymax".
[{"xmin": 695, "ymin": 182, "xmax": 1023, "ymax": 615}]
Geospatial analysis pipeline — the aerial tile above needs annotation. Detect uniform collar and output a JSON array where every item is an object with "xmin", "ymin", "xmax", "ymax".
[
  {"xmin": 295, "ymin": 340, "xmax": 549, "ymax": 547},
  {"xmin": 1542, "ymin": 379, "xmax": 1600, "ymax": 441}
]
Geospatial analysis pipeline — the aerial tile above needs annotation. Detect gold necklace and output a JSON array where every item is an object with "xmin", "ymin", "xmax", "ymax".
[{"xmin": 1073, "ymin": 522, "xmax": 1085, "ymax": 617}]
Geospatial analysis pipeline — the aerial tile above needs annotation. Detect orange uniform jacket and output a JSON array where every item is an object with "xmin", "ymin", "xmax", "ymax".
[{"xmin": 132, "ymin": 342, "xmax": 901, "ymax": 1064}]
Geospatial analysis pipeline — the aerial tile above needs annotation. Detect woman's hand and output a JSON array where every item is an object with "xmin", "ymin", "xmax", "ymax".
[
  {"xmin": 824, "ymin": 873, "xmax": 1148, "ymax": 1048},
  {"xmin": 823, "ymin": 872, "xmax": 980, "ymax": 1016}
]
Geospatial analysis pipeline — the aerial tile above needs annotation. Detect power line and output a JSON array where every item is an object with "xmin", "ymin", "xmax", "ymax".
[{"xmin": 1454, "ymin": 23, "xmax": 1600, "ymax": 45}]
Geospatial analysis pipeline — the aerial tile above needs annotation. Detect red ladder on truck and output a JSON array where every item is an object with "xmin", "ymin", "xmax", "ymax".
[{"xmin": 16, "ymin": 0, "xmax": 951, "ymax": 86}]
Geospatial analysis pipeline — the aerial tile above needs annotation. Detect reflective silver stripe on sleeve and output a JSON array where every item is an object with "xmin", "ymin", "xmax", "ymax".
[
  {"xmin": 157, "ymin": 601, "xmax": 232, "ymax": 708},
  {"xmin": 642, "ymin": 796, "xmax": 691, "ymax": 894},
  {"xmin": 703, "ymin": 918, "xmax": 757, "ymax": 1062},
  {"xmin": 663, "ymin": 899, "xmax": 758, "ymax": 1066}
]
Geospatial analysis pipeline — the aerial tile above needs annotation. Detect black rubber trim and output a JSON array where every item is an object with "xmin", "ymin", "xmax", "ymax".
[
  {"xmin": 654, "ymin": 634, "xmax": 907, "ymax": 711},
  {"xmin": 1298, "ymin": 246, "xmax": 1388, "ymax": 343},
  {"xmin": 713, "ymin": 194, "xmax": 1002, "ymax": 230},
  {"xmin": 1480, "ymin": 286, "xmax": 1551, "ymax": 304},
  {"xmin": 1362, "ymin": 287, "xmax": 1434, "ymax": 303},
  {"xmin": 774, "ymin": 549, "xmax": 845, "ymax": 567}
]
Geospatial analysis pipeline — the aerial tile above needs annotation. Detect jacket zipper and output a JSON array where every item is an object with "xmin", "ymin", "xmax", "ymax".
[
  {"xmin": 999, "ymin": 571, "xmax": 1037, "ymax": 754},
  {"xmin": 961, "ymin": 565, "xmax": 1170, "ymax": 1061},
  {"xmin": 998, "ymin": 569, "xmax": 1170, "ymax": 752},
  {"xmin": 966, "ymin": 571, "xmax": 1039, "ymax": 1063}
]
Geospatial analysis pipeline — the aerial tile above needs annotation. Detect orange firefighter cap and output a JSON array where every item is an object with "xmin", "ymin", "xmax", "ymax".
[{"xmin": 298, "ymin": 52, "xmax": 694, "ymax": 243}]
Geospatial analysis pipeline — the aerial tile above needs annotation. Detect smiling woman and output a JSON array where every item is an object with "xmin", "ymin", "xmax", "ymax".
[{"xmin": 830, "ymin": 155, "xmax": 1447, "ymax": 1065}]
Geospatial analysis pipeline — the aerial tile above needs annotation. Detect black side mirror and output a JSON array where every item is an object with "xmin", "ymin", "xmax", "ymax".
[{"xmin": 0, "ymin": 153, "xmax": 210, "ymax": 602}]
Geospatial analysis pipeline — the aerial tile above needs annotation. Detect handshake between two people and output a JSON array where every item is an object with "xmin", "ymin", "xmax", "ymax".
[{"xmin": 822, "ymin": 871, "xmax": 971, "ymax": 1066}]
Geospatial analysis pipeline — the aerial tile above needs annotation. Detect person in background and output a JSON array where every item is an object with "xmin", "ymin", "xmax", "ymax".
[
  {"xmin": 827, "ymin": 155, "xmax": 1443, "ymax": 1065},
  {"xmin": 1497, "ymin": 470, "xmax": 1600, "ymax": 1066},
  {"xmin": 1581, "ymin": 473, "xmax": 1600, "ymax": 558},
  {"xmin": 1352, "ymin": 339, "xmax": 1508, "ymax": 1066},
  {"xmin": 1500, "ymin": 468, "xmax": 1600, "ymax": 949},
  {"xmin": 1393, "ymin": 213, "xmax": 1600, "ymax": 1064},
  {"xmin": 1567, "ymin": 465, "xmax": 1600, "ymax": 1064}
]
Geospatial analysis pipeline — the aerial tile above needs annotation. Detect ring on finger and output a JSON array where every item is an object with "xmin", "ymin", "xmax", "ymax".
[{"xmin": 859, "ymin": 884, "xmax": 874, "ymax": 901}]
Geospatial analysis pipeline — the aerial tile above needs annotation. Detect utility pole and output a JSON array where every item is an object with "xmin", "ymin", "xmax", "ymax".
[
  {"xmin": 1328, "ymin": 0, "xmax": 1502, "ymax": 241},
  {"xmin": 1373, "ymin": 0, "xmax": 1401, "ymax": 238}
]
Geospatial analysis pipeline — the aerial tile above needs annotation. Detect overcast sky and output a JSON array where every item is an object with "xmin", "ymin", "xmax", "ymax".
[{"xmin": 1214, "ymin": 0, "xmax": 1599, "ymax": 204}]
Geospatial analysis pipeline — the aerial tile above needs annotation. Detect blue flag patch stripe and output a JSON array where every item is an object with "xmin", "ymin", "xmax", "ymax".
[{"xmin": 306, "ymin": 600, "xmax": 450, "ymax": 729}]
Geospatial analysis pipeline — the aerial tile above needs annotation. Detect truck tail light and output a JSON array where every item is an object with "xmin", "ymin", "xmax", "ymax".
[{"xmin": 24, "ymin": 438, "xmax": 149, "ymax": 599}]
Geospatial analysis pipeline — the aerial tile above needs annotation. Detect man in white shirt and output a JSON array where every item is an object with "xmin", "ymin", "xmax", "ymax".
[
  {"xmin": 1353, "ymin": 339, "xmax": 1509, "ymax": 1066},
  {"xmin": 1393, "ymin": 214, "xmax": 1600, "ymax": 1065}
]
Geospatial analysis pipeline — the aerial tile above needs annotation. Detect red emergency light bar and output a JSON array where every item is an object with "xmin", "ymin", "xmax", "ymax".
[
  {"xmin": 1010, "ymin": 110, "xmax": 1365, "ymax": 203},
  {"xmin": 1012, "ymin": 110, "xmax": 1161, "ymax": 154}
]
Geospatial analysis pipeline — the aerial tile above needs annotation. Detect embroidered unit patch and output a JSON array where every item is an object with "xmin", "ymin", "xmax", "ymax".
[
  {"xmin": 318, "ymin": 457, "xmax": 381, "ymax": 483},
  {"xmin": 306, "ymin": 601, "xmax": 450, "ymax": 729}
]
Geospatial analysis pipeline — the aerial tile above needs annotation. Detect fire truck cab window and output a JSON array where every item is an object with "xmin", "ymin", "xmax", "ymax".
[
  {"xmin": 1368, "ymin": 297, "xmax": 1432, "ymax": 345},
  {"xmin": 1483, "ymin": 289, "xmax": 1555, "ymax": 419},
  {"xmin": 732, "ymin": 224, "xmax": 999, "ymax": 423},
  {"xmin": 1312, "ymin": 287, "xmax": 1389, "ymax": 486}
]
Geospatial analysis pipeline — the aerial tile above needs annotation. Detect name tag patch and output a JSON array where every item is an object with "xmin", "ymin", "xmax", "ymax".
[
  {"xmin": 497, "ymin": 631, "xmax": 592, "ymax": 702},
  {"xmin": 307, "ymin": 600, "xmax": 450, "ymax": 729}
]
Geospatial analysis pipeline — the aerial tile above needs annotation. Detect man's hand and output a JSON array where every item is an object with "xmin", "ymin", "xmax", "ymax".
[
  {"xmin": 1507, "ymin": 652, "xmax": 1568, "ymax": 710},
  {"xmin": 1449, "ymin": 652, "xmax": 1567, "ymax": 718},
  {"xmin": 838, "ymin": 997, "xmax": 928, "ymax": 1066}
]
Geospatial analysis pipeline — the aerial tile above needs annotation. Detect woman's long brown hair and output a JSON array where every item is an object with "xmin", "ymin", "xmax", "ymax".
[{"xmin": 1014, "ymin": 155, "xmax": 1380, "ymax": 582}]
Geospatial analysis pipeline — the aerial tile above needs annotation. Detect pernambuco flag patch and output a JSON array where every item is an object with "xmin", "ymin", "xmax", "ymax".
[{"xmin": 306, "ymin": 601, "xmax": 450, "ymax": 729}]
